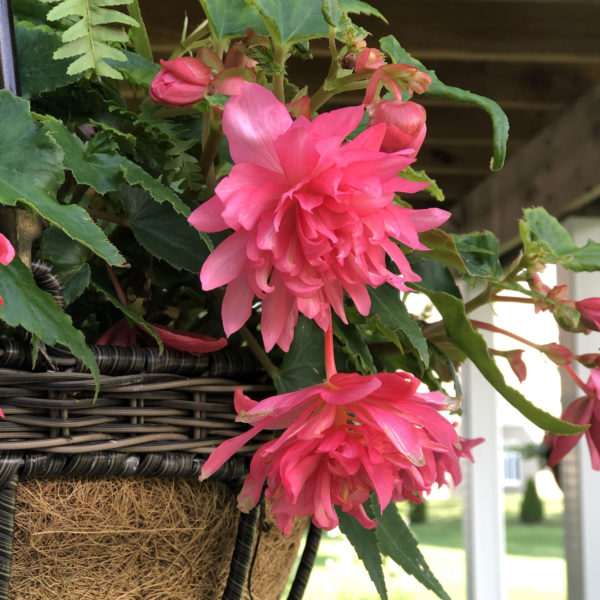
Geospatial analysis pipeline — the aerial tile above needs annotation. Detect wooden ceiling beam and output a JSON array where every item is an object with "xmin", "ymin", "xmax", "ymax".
[{"xmin": 452, "ymin": 84, "xmax": 600, "ymax": 250}]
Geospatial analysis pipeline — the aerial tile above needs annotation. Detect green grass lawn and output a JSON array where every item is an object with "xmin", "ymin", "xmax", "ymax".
[{"xmin": 303, "ymin": 494, "xmax": 566, "ymax": 600}]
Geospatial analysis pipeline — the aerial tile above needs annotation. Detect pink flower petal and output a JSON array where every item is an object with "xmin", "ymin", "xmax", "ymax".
[
  {"xmin": 148, "ymin": 324, "xmax": 227, "ymax": 353},
  {"xmin": 200, "ymin": 230, "xmax": 250, "ymax": 290},
  {"xmin": 222, "ymin": 274, "xmax": 255, "ymax": 336},
  {"xmin": 0, "ymin": 234, "xmax": 15, "ymax": 266},
  {"xmin": 223, "ymin": 82, "xmax": 292, "ymax": 172},
  {"xmin": 188, "ymin": 195, "xmax": 227, "ymax": 233}
]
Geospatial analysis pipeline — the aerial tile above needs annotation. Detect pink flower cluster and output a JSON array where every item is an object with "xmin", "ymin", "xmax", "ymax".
[
  {"xmin": 189, "ymin": 82, "xmax": 448, "ymax": 351},
  {"xmin": 201, "ymin": 371, "xmax": 481, "ymax": 534}
]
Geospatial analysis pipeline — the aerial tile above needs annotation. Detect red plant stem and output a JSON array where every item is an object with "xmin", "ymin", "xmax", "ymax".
[
  {"xmin": 105, "ymin": 264, "xmax": 128, "ymax": 306},
  {"xmin": 324, "ymin": 322, "xmax": 337, "ymax": 379},
  {"xmin": 469, "ymin": 319, "xmax": 537, "ymax": 349},
  {"xmin": 491, "ymin": 295, "xmax": 536, "ymax": 304},
  {"xmin": 563, "ymin": 363, "xmax": 593, "ymax": 396}
]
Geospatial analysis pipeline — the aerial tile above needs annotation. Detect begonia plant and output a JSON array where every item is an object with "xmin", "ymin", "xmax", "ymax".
[{"xmin": 0, "ymin": 0, "xmax": 598, "ymax": 598}]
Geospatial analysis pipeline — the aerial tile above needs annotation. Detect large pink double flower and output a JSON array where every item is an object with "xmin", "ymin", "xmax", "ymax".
[
  {"xmin": 189, "ymin": 83, "xmax": 449, "ymax": 351},
  {"xmin": 201, "ymin": 371, "xmax": 479, "ymax": 534}
]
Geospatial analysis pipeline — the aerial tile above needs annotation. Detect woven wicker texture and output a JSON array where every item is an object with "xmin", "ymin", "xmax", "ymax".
[{"xmin": 0, "ymin": 341, "xmax": 273, "ymax": 454}]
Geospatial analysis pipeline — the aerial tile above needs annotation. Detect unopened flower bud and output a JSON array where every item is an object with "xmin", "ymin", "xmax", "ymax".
[
  {"xmin": 538, "ymin": 342, "xmax": 573, "ymax": 365},
  {"xmin": 355, "ymin": 48, "xmax": 384, "ymax": 73},
  {"xmin": 367, "ymin": 99, "xmax": 427, "ymax": 155},
  {"xmin": 575, "ymin": 298, "xmax": 600, "ymax": 332},
  {"xmin": 150, "ymin": 57, "xmax": 213, "ymax": 107}
]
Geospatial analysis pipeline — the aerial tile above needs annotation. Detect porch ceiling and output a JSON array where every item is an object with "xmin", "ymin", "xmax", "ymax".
[{"xmin": 144, "ymin": 0, "xmax": 600, "ymax": 244}]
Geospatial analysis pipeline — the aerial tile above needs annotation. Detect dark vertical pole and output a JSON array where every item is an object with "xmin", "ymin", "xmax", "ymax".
[{"xmin": 0, "ymin": 0, "xmax": 19, "ymax": 95}]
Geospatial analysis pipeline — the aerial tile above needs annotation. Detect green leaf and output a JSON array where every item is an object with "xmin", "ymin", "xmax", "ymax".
[
  {"xmin": 274, "ymin": 316, "xmax": 324, "ymax": 393},
  {"xmin": 246, "ymin": 0, "xmax": 329, "ymax": 44},
  {"xmin": 415, "ymin": 286, "xmax": 587, "ymax": 435},
  {"xmin": 41, "ymin": 227, "xmax": 92, "ymax": 305},
  {"xmin": 337, "ymin": 509, "xmax": 388, "ymax": 600},
  {"xmin": 105, "ymin": 49, "xmax": 159, "ymax": 87},
  {"xmin": 322, "ymin": 0, "xmax": 342, "ymax": 27},
  {"xmin": 453, "ymin": 231, "xmax": 503, "ymax": 279},
  {"xmin": 199, "ymin": 0, "xmax": 268, "ymax": 38},
  {"xmin": 380, "ymin": 35, "xmax": 509, "ymax": 171},
  {"xmin": 0, "ymin": 93, "xmax": 123, "ymax": 266},
  {"xmin": 338, "ymin": 0, "xmax": 387, "ymax": 22},
  {"xmin": 409, "ymin": 257, "xmax": 462, "ymax": 297},
  {"xmin": 39, "ymin": 115, "xmax": 189, "ymax": 216},
  {"xmin": 368, "ymin": 285, "xmax": 429, "ymax": 369},
  {"xmin": 42, "ymin": 0, "xmax": 139, "ymax": 79},
  {"xmin": 92, "ymin": 282, "xmax": 163, "ymax": 351},
  {"xmin": 0, "ymin": 257, "xmax": 99, "ymax": 396},
  {"xmin": 375, "ymin": 501, "xmax": 450, "ymax": 600},
  {"xmin": 15, "ymin": 21, "xmax": 79, "ymax": 98},
  {"xmin": 418, "ymin": 229, "xmax": 468, "ymax": 274},
  {"xmin": 521, "ymin": 207, "xmax": 600, "ymax": 272},
  {"xmin": 400, "ymin": 166, "xmax": 444, "ymax": 201},
  {"xmin": 332, "ymin": 318, "xmax": 376, "ymax": 375},
  {"xmin": 120, "ymin": 186, "xmax": 210, "ymax": 272},
  {"xmin": 126, "ymin": 0, "xmax": 153, "ymax": 62}
]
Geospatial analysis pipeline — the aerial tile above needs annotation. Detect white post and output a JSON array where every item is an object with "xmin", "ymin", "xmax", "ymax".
[
  {"xmin": 461, "ymin": 303, "xmax": 507, "ymax": 600},
  {"xmin": 558, "ymin": 216, "xmax": 600, "ymax": 600}
]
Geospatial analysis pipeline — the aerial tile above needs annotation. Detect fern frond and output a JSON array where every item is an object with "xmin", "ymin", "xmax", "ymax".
[{"xmin": 40, "ymin": 0, "xmax": 139, "ymax": 79}]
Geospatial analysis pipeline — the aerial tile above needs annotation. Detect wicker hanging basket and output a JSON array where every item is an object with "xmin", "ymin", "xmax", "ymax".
[{"xmin": 0, "ymin": 341, "xmax": 320, "ymax": 600}]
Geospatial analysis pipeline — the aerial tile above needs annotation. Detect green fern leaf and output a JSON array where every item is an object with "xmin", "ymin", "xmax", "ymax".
[{"xmin": 40, "ymin": 0, "xmax": 139, "ymax": 79}]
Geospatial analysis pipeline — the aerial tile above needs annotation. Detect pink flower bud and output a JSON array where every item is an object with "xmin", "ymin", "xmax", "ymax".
[
  {"xmin": 538, "ymin": 342, "xmax": 573, "ymax": 365},
  {"xmin": 0, "ymin": 233, "xmax": 15, "ymax": 266},
  {"xmin": 367, "ymin": 99, "xmax": 427, "ymax": 155},
  {"xmin": 149, "ymin": 57, "xmax": 213, "ymax": 107},
  {"xmin": 355, "ymin": 48, "xmax": 384, "ymax": 73},
  {"xmin": 575, "ymin": 297, "xmax": 600, "ymax": 332}
]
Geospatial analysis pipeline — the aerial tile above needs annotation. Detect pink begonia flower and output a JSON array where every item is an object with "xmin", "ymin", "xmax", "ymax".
[
  {"xmin": 548, "ymin": 368, "xmax": 600, "ymax": 469},
  {"xmin": 575, "ymin": 298, "xmax": 600, "ymax": 332},
  {"xmin": 0, "ymin": 233, "xmax": 15, "ymax": 309},
  {"xmin": 189, "ymin": 82, "xmax": 449, "ymax": 351},
  {"xmin": 201, "ymin": 371, "xmax": 481, "ymax": 534},
  {"xmin": 96, "ymin": 319, "xmax": 227, "ymax": 353},
  {"xmin": 150, "ymin": 58, "xmax": 213, "ymax": 107},
  {"xmin": 367, "ymin": 100, "xmax": 427, "ymax": 155}
]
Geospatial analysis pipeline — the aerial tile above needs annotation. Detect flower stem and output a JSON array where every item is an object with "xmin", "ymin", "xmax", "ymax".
[
  {"xmin": 324, "ymin": 322, "xmax": 337, "ymax": 379},
  {"xmin": 563, "ymin": 363, "xmax": 592, "ymax": 396},
  {"xmin": 199, "ymin": 110, "xmax": 223, "ymax": 190},
  {"xmin": 272, "ymin": 43, "xmax": 287, "ymax": 103},
  {"xmin": 491, "ymin": 295, "xmax": 536, "ymax": 304},
  {"xmin": 240, "ymin": 325, "xmax": 279, "ymax": 380},
  {"xmin": 469, "ymin": 319, "xmax": 537, "ymax": 348},
  {"xmin": 88, "ymin": 209, "xmax": 129, "ymax": 228}
]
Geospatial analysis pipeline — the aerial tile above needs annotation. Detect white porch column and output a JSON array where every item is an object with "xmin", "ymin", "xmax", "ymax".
[
  {"xmin": 461, "ymin": 303, "xmax": 507, "ymax": 600},
  {"xmin": 558, "ymin": 216, "xmax": 600, "ymax": 600}
]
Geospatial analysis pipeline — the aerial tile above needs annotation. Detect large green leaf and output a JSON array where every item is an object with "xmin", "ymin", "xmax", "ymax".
[
  {"xmin": 368, "ymin": 285, "xmax": 429, "ymax": 369},
  {"xmin": 374, "ymin": 501, "xmax": 450, "ymax": 600},
  {"xmin": 39, "ymin": 115, "xmax": 189, "ymax": 216},
  {"xmin": 247, "ymin": 0, "xmax": 330, "ymax": 44},
  {"xmin": 338, "ymin": 509, "xmax": 388, "ymax": 600},
  {"xmin": 106, "ymin": 49, "xmax": 159, "ymax": 87},
  {"xmin": 0, "ymin": 257, "xmax": 99, "ymax": 394},
  {"xmin": 380, "ymin": 35, "xmax": 509, "ymax": 171},
  {"xmin": 452, "ymin": 231, "xmax": 503, "ymax": 279},
  {"xmin": 15, "ymin": 21, "xmax": 79, "ymax": 98},
  {"xmin": 120, "ymin": 186, "xmax": 210, "ymax": 272},
  {"xmin": 416, "ymin": 286, "xmax": 587, "ymax": 435},
  {"xmin": 41, "ymin": 227, "xmax": 92, "ymax": 305},
  {"xmin": 126, "ymin": 0, "xmax": 153, "ymax": 62},
  {"xmin": 338, "ymin": 0, "xmax": 386, "ymax": 22},
  {"xmin": 199, "ymin": 0, "xmax": 268, "ymax": 39},
  {"xmin": 0, "ymin": 93, "xmax": 123, "ymax": 265},
  {"xmin": 273, "ymin": 316, "xmax": 324, "ymax": 393},
  {"xmin": 409, "ymin": 257, "xmax": 462, "ymax": 297},
  {"xmin": 521, "ymin": 207, "xmax": 600, "ymax": 272}
]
